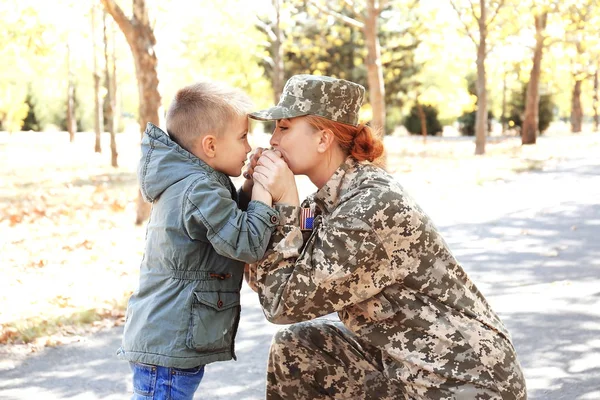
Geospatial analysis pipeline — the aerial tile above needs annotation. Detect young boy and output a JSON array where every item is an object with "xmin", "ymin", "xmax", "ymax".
[{"xmin": 117, "ymin": 81, "xmax": 279, "ymax": 399}]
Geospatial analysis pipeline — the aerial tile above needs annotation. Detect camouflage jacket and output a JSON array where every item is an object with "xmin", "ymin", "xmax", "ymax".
[{"xmin": 254, "ymin": 156, "xmax": 523, "ymax": 397}]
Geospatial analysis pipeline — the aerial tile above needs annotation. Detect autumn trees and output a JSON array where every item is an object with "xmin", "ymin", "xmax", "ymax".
[
  {"xmin": 307, "ymin": 0, "xmax": 389, "ymax": 137},
  {"xmin": 521, "ymin": 8, "xmax": 549, "ymax": 145},
  {"xmin": 100, "ymin": 0, "xmax": 161, "ymax": 138},
  {"xmin": 6, "ymin": 1, "xmax": 599, "ymax": 144},
  {"xmin": 257, "ymin": 0, "xmax": 422, "ymax": 136},
  {"xmin": 447, "ymin": 0, "xmax": 599, "ymax": 150},
  {"xmin": 449, "ymin": 0, "xmax": 513, "ymax": 154},
  {"xmin": 4, "ymin": 0, "xmax": 600, "ymax": 224},
  {"xmin": 563, "ymin": 0, "xmax": 600, "ymax": 134},
  {"xmin": 101, "ymin": 0, "xmax": 159, "ymax": 224},
  {"xmin": 519, "ymin": 0, "xmax": 600, "ymax": 142}
]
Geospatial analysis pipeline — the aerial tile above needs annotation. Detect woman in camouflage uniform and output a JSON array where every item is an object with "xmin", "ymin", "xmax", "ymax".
[{"xmin": 246, "ymin": 74, "xmax": 527, "ymax": 400}]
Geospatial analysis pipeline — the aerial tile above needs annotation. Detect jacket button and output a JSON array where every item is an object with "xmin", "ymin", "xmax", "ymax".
[
  {"xmin": 270, "ymin": 215, "xmax": 279, "ymax": 224},
  {"xmin": 217, "ymin": 300, "xmax": 223, "ymax": 308}
]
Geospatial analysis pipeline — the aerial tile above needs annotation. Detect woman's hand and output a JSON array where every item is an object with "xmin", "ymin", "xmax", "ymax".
[
  {"xmin": 241, "ymin": 147, "xmax": 265, "ymax": 195},
  {"xmin": 253, "ymin": 150, "xmax": 300, "ymax": 207}
]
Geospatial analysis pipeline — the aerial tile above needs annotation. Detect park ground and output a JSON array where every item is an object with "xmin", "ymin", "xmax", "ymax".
[{"xmin": 0, "ymin": 125, "xmax": 599, "ymax": 399}]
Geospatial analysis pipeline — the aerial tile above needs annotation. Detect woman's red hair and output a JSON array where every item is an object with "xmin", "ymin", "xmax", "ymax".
[{"xmin": 303, "ymin": 115, "xmax": 384, "ymax": 162}]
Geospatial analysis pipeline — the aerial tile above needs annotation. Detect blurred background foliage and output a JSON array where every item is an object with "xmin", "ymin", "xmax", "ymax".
[{"xmin": 1, "ymin": 0, "xmax": 599, "ymax": 136}]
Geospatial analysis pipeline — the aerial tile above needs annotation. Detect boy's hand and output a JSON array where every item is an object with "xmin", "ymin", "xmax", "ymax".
[
  {"xmin": 242, "ymin": 147, "xmax": 264, "ymax": 196},
  {"xmin": 251, "ymin": 178, "xmax": 273, "ymax": 206},
  {"xmin": 243, "ymin": 147, "xmax": 265, "ymax": 180}
]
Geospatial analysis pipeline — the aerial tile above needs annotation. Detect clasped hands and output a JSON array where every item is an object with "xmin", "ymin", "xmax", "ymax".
[{"xmin": 243, "ymin": 148, "xmax": 299, "ymax": 207}]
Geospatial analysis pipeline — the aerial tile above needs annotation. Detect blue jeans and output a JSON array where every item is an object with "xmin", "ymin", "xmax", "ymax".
[{"xmin": 130, "ymin": 362, "xmax": 205, "ymax": 400}]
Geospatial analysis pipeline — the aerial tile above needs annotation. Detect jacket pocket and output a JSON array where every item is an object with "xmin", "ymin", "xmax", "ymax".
[{"xmin": 186, "ymin": 291, "xmax": 240, "ymax": 353}]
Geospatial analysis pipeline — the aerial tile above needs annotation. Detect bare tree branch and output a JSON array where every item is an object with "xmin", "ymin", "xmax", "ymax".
[
  {"xmin": 333, "ymin": 0, "xmax": 360, "ymax": 20},
  {"xmin": 486, "ymin": 0, "xmax": 506, "ymax": 28},
  {"xmin": 468, "ymin": 0, "xmax": 479, "ymax": 22},
  {"xmin": 100, "ymin": 0, "xmax": 133, "ymax": 39},
  {"xmin": 255, "ymin": 17, "xmax": 276, "ymax": 42},
  {"xmin": 546, "ymin": 37, "xmax": 562, "ymax": 47},
  {"xmin": 261, "ymin": 54, "xmax": 275, "ymax": 69},
  {"xmin": 133, "ymin": 0, "xmax": 149, "ymax": 27},
  {"xmin": 448, "ymin": 0, "xmax": 478, "ymax": 46},
  {"xmin": 308, "ymin": 0, "xmax": 365, "ymax": 29},
  {"xmin": 342, "ymin": 0, "xmax": 356, "ymax": 12},
  {"xmin": 486, "ymin": 21, "xmax": 521, "ymax": 56},
  {"xmin": 374, "ymin": 0, "xmax": 389, "ymax": 13}
]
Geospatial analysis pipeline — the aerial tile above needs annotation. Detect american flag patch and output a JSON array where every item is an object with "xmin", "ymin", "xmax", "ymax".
[{"xmin": 300, "ymin": 207, "xmax": 314, "ymax": 230}]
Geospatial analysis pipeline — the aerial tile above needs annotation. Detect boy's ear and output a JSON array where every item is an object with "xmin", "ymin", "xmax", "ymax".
[
  {"xmin": 201, "ymin": 135, "xmax": 217, "ymax": 158},
  {"xmin": 316, "ymin": 129, "xmax": 334, "ymax": 153}
]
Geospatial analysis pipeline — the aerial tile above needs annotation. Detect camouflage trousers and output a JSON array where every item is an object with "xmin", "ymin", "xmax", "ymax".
[{"xmin": 266, "ymin": 320, "xmax": 520, "ymax": 400}]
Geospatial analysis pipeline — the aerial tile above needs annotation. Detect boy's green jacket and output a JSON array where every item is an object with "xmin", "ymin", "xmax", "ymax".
[{"xmin": 117, "ymin": 123, "xmax": 279, "ymax": 368}]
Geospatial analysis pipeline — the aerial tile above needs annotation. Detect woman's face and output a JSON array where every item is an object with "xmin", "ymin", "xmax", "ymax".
[{"xmin": 270, "ymin": 117, "xmax": 321, "ymax": 175}]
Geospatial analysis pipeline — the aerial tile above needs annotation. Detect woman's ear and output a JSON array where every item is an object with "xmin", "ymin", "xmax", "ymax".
[
  {"xmin": 316, "ymin": 129, "xmax": 334, "ymax": 153},
  {"xmin": 201, "ymin": 135, "xmax": 217, "ymax": 158}
]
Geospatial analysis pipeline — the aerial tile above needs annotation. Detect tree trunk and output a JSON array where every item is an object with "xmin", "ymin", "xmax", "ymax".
[
  {"xmin": 111, "ymin": 18, "xmax": 119, "ymax": 167},
  {"xmin": 104, "ymin": 11, "xmax": 119, "ymax": 167},
  {"xmin": 416, "ymin": 98, "xmax": 427, "ymax": 142},
  {"xmin": 501, "ymin": 68, "xmax": 507, "ymax": 134},
  {"xmin": 92, "ymin": 4, "xmax": 103, "ymax": 153},
  {"xmin": 364, "ymin": 0, "xmax": 386, "ymax": 138},
  {"xmin": 272, "ymin": 0, "xmax": 284, "ymax": 104},
  {"xmin": 571, "ymin": 79, "xmax": 583, "ymax": 133},
  {"xmin": 522, "ymin": 12, "xmax": 547, "ymax": 145},
  {"xmin": 66, "ymin": 43, "xmax": 77, "ymax": 143},
  {"xmin": 474, "ymin": 0, "xmax": 487, "ymax": 155},
  {"xmin": 364, "ymin": 0, "xmax": 387, "ymax": 167},
  {"xmin": 593, "ymin": 66, "xmax": 599, "ymax": 132},
  {"xmin": 310, "ymin": 0, "xmax": 387, "ymax": 166},
  {"xmin": 102, "ymin": 0, "xmax": 161, "ymax": 224}
]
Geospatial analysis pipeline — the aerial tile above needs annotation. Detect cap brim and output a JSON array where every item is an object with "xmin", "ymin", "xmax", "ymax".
[{"xmin": 249, "ymin": 106, "xmax": 307, "ymax": 122}]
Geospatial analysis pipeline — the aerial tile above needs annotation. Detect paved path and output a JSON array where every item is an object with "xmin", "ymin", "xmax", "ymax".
[{"xmin": 1, "ymin": 153, "xmax": 599, "ymax": 399}]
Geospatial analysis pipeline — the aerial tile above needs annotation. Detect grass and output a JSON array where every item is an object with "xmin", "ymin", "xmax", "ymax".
[
  {"xmin": 2, "ymin": 301, "xmax": 126, "ymax": 346},
  {"xmin": 511, "ymin": 159, "xmax": 546, "ymax": 173},
  {"xmin": 1, "ymin": 131, "xmax": 144, "ymax": 349},
  {"xmin": 1, "ymin": 127, "xmax": 599, "ymax": 350}
]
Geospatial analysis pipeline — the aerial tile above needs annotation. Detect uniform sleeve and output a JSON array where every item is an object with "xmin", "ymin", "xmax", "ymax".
[
  {"xmin": 255, "ymin": 203, "xmax": 396, "ymax": 324},
  {"xmin": 183, "ymin": 177, "xmax": 279, "ymax": 263}
]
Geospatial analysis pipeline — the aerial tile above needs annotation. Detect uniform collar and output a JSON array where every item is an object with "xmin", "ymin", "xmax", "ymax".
[{"xmin": 313, "ymin": 156, "xmax": 361, "ymax": 214}]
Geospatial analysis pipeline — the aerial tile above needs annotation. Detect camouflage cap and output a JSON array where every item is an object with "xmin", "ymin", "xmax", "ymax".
[{"xmin": 249, "ymin": 74, "xmax": 365, "ymax": 127}]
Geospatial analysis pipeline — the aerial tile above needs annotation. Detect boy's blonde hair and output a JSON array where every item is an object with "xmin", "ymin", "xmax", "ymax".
[{"xmin": 166, "ymin": 81, "xmax": 253, "ymax": 152}]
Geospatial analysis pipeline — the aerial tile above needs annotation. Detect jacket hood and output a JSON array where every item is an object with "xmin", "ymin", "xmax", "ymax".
[{"xmin": 138, "ymin": 123, "xmax": 217, "ymax": 202}]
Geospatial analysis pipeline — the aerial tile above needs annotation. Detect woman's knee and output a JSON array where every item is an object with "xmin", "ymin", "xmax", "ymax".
[
  {"xmin": 272, "ymin": 320, "xmax": 338, "ymax": 348},
  {"xmin": 272, "ymin": 322, "xmax": 309, "ymax": 350}
]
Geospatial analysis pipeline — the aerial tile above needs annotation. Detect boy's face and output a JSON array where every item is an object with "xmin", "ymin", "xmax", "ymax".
[{"xmin": 212, "ymin": 116, "xmax": 251, "ymax": 177}]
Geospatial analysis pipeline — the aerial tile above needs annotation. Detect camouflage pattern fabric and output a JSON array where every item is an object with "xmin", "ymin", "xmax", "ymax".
[
  {"xmin": 267, "ymin": 320, "xmax": 401, "ymax": 400},
  {"xmin": 267, "ymin": 320, "xmax": 508, "ymax": 400},
  {"xmin": 249, "ymin": 75, "xmax": 365, "ymax": 127},
  {"xmin": 253, "ymin": 157, "xmax": 527, "ymax": 399}
]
